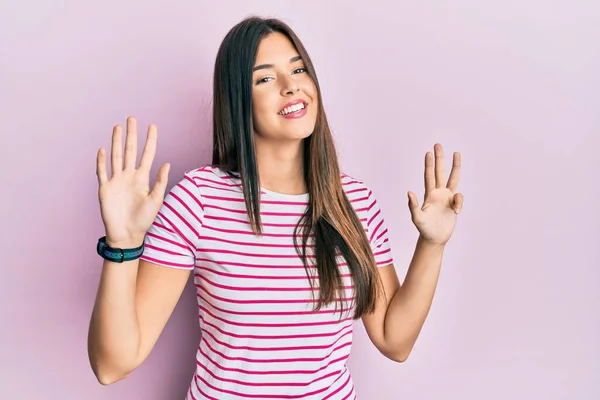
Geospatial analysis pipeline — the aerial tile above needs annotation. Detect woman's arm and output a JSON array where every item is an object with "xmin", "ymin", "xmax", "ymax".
[
  {"xmin": 362, "ymin": 144, "xmax": 462, "ymax": 362},
  {"xmin": 87, "ymin": 252, "xmax": 190, "ymax": 385},
  {"xmin": 362, "ymin": 235, "xmax": 443, "ymax": 362}
]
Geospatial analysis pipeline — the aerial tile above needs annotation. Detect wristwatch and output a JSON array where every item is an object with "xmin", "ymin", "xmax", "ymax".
[{"xmin": 97, "ymin": 236, "xmax": 145, "ymax": 263}]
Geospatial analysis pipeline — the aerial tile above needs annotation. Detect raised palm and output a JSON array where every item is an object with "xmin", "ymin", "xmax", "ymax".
[
  {"xmin": 96, "ymin": 117, "xmax": 170, "ymax": 247},
  {"xmin": 408, "ymin": 143, "xmax": 463, "ymax": 246}
]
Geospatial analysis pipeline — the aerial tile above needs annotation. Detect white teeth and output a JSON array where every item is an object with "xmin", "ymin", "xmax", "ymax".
[{"xmin": 281, "ymin": 103, "xmax": 305, "ymax": 115}]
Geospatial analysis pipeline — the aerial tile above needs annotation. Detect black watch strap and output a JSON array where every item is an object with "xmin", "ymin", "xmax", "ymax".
[{"xmin": 97, "ymin": 236, "xmax": 145, "ymax": 263}]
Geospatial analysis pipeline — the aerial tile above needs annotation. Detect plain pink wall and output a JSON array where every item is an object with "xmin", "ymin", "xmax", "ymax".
[{"xmin": 1, "ymin": 0, "xmax": 599, "ymax": 399}]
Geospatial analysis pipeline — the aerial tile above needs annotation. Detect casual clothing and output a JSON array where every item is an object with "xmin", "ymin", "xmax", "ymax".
[{"xmin": 140, "ymin": 165, "xmax": 394, "ymax": 400}]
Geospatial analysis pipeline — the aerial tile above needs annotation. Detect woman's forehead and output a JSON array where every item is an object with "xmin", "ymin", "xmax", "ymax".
[{"xmin": 255, "ymin": 33, "xmax": 300, "ymax": 66}]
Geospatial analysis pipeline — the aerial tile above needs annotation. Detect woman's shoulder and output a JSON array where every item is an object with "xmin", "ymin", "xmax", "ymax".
[
  {"xmin": 185, "ymin": 164, "xmax": 230, "ymax": 177},
  {"xmin": 340, "ymin": 172, "xmax": 370, "ymax": 190},
  {"xmin": 178, "ymin": 164, "xmax": 242, "ymax": 196},
  {"xmin": 340, "ymin": 172, "xmax": 374, "ymax": 202},
  {"xmin": 182, "ymin": 164, "xmax": 239, "ymax": 183}
]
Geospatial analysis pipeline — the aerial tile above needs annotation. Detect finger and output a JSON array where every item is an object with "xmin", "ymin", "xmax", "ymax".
[
  {"xmin": 453, "ymin": 192, "xmax": 464, "ymax": 214},
  {"xmin": 434, "ymin": 143, "xmax": 445, "ymax": 188},
  {"xmin": 150, "ymin": 163, "xmax": 171, "ymax": 203},
  {"xmin": 123, "ymin": 116, "xmax": 138, "ymax": 170},
  {"xmin": 424, "ymin": 151, "xmax": 434, "ymax": 196},
  {"xmin": 139, "ymin": 124, "xmax": 158, "ymax": 171},
  {"xmin": 96, "ymin": 148, "xmax": 108, "ymax": 185},
  {"xmin": 407, "ymin": 191, "xmax": 421, "ymax": 215},
  {"xmin": 111, "ymin": 125, "xmax": 123, "ymax": 176},
  {"xmin": 446, "ymin": 152, "xmax": 461, "ymax": 191}
]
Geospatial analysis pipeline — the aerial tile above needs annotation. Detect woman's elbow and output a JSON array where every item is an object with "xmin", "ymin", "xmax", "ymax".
[
  {"xmin": 94, "ymin": 369, "xmax": 129, "ymax": 386},
  {"xmin": 382, "ymin": 345, "xmax": 413, "ymax": 363},
  {"xmin": 88, "ymin": 353, "xmax": 135, "ymax": 385}
]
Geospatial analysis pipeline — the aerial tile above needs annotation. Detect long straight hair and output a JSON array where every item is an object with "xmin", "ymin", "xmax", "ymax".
[{"xmin": 211, "ymin": 17, "xmax": 383, "ymax": 319}]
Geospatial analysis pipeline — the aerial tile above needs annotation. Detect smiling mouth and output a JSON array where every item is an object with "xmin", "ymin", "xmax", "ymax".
[{"xmin": 278, "ymin": 102, "xmax": 307, "ymax": 116}]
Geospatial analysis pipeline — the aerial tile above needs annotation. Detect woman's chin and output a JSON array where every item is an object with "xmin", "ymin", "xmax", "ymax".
[
  {"xmin": 271, "ymin": 131, "xmax": 314, "ymax": 141},
  {"xmin": 254, "ymin": 125, "xmax": 315, "ymax": 142},
  {"xmin": 286, "ymin": 130, "xmax": 313, "ymax": 141}
]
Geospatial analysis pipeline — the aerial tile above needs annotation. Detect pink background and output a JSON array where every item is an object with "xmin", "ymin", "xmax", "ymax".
[{"xmin": 2, "ymin": 1, "xmax": 599, "ymax": 399}]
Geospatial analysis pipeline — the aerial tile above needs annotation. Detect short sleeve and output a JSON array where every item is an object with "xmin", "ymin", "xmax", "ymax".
[
  {"xmin": 140, "ymin": 170, "xmax": 204, "ymax": 270},
  {"xmin": 366, "ymin": 189, "xmax": 394, "ymax": 267}
]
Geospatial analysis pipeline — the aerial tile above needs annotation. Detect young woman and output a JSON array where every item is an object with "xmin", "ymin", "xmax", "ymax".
[{"xmin": 88, "ymin": 16, "xmax": 463, "ymax": 400}]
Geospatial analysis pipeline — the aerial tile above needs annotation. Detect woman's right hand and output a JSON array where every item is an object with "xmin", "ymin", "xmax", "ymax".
[{"xmin": 96, "ymin": 116, "xmax": 171, "ymax": 248}]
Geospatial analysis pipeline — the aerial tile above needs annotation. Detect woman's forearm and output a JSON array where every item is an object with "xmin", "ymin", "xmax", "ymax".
[
  {"xmin": 88, "ymin": 256, "xmax": 141, "ymax": 385},
  {"xmin": 383, "ymin": 235, "xmax": 445, "ymax": 360}
]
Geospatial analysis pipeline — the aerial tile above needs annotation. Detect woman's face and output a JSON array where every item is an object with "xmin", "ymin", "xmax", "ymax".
[{"xmin": 251, "ymin": 32, "xmax": 318, "ymax": 142}]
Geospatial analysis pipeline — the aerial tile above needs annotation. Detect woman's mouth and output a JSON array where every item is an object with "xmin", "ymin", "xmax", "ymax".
[{"xmin": 279, "ymin": 102, "xmax": 308, "ymax": 119}]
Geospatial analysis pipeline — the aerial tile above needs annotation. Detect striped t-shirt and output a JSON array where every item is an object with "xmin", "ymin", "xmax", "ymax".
[{"xmin": 140, "ymin": 165, "xmax": 394, "ymax": 400}]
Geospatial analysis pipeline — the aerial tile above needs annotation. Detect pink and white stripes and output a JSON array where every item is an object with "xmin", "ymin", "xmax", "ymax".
[{"xmin": 141, "ymin": 165, "xmax": 393, "ymax": 399}]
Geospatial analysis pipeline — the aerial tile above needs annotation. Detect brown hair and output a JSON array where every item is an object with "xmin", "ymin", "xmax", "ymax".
[{"xmin": 211, "ymin": 16, "xmax": 383, "ymax": 319}]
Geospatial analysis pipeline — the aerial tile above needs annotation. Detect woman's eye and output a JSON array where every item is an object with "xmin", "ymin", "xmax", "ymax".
[
  {"xmin": 256, "ymin": 77, "xmax": 273, "ymax": 85},
  {"xmin": 255, "ymin": 68, "xmax": 306, "ymax": 85}
]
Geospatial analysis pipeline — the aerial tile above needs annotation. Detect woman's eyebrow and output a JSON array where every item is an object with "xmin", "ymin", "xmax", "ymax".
[{"xmin": 253, "ymin": 55, "xmax": 303, "ymax": 72}]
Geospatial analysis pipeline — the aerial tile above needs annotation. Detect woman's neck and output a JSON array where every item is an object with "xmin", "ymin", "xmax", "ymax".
[{"xmin": 254, "ymin": 139, "xmax": 306, "ymax": 195}]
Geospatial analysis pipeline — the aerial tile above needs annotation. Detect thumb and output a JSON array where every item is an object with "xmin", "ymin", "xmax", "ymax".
[
  {"xmin": 452, "ymin": 192, "xmax": 464, "ymax": 214},
  {"xmin": 150, "ymin": 162, "xmax": 170, "ymax": 202},
  {"xmin": 407, "ymin": 191, "xmax": 420, "ymax": 215}
]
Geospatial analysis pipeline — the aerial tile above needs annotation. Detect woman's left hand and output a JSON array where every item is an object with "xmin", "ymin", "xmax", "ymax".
[{"xmin": 408, "ymin": 143, "xmax": 463, "ymax": 246}]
